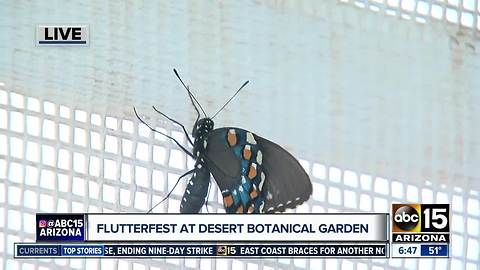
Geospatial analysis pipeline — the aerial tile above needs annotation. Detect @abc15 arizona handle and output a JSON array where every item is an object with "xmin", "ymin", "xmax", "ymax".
[{"xmin": 391, "ymin": 204, "xmax": 450, "ymax": 258}]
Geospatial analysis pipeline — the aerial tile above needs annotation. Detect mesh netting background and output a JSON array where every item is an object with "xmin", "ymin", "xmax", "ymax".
[{"xmin": 0, "ymin": 0, "xmax": 479, "ymax": 269}]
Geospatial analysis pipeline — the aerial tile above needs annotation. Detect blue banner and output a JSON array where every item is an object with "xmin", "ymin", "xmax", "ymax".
[
  {"xmin": 420, "ymin": 245, "xmax": 448, "ymax": 257},
  {"xmin": 15, "ymin": 243, "xmax": 388, "ymax": 258},
  {"xmin": 16, "ymin": 245, "xmax": 61, "ymax": 256}
]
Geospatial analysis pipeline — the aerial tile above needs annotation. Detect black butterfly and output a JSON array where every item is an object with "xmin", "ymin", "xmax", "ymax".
[{"xmin": 135, "ymin": 69, "xmax": 312, "ymax": 214}]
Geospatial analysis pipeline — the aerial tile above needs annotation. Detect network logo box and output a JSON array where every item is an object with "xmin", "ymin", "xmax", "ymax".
[
  {"xmin": 36, "ymin": 25, "xmax": 89, "ymax": 46},
  {"xmin": 36, "ymin": 214, "xmax": 85, "ymax": 242},
  {"xmin": 391, "ymin": 204, "xmax": 449, "ymax": 243}
]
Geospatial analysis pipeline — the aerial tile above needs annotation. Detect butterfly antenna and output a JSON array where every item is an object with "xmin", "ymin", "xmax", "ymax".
[
  {"xmin": 211, "ymin": 80, "xmax": 249, "ymax": 119},
  {"xmin": 173, "ymin": 69, "xmax": 207, "ymax": 118},
  {"xmin": 188, "ymin": 86, "xmax": 207, "ymax": 118}
]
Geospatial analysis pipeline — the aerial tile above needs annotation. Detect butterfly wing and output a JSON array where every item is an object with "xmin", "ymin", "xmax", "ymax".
[
  {"xmin": 204, "ymin": 127, "xmax": 312, "ymax": 213},
  {"xmin": 255, "ymin": 135, "xmax": 312, "ymax": 212}
]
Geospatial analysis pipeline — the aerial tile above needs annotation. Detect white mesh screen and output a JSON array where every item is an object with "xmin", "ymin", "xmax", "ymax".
[{"xmin": 1, "ymin": 0, "xmax": 479, "ymax": 269}]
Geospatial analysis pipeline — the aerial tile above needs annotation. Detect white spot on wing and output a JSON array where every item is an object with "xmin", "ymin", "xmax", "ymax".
[
  {"xmin": 267, "ymin": 192, "xmax": 272, "ymax": 200},
  {"xmin": 256, "ymin": 150, "xmax": 263, "ymax": 164},
  {"xmin": 241, "ymin": 176, "xmax": 246, "ymax": 184},
  {"xmin": 259, "ymin": 172, "xmax": 265, "ymax": 191},
  {"xmin": 246, "ymin": 132, "xmax": 256, "ymax": 144}
]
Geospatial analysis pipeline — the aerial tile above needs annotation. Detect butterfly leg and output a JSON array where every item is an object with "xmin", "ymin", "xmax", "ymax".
[
  {"xmin": 134, "ymin": 107, "xmax": 195, "ymax": 158},
  {"xmin": 152, "ymin": 106, "xmax": 194, "ymax": 146},
  {"xmin": 147, "ymin": 168, "xmax": 195, "ymax": 213},
  {"xmin": 202, "ymin": 181, "xmax": 212, "ymax": 213}
]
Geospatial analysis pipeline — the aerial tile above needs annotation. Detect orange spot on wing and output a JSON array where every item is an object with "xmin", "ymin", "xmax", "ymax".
[
  {"xmin": 248, "ymin": 164, "xmax": 257, "ymax": 179},
  {"xmin": 223, "ymin": 195, "xmax": 233, "ymax": 207},
  {"xmin": 248, "ymin": 205, "xmax": 255, "ymax": 213},
  {"xmin": 243, "ymin": 147, "xmax": 252, "ymax": 160},
  {"xmin": 227, "ymin": 131, "xmax": 237, "ymax": 146},
  {"xmin": 250, "ymin": 188, "xmax": 258, "ymax": 199},
  {"xmin": 236, "ymin": 205, "xmax": 244, "ymax": 213}
]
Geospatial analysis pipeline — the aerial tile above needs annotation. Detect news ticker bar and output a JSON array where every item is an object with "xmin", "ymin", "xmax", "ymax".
[
  {"xmin": 37, "ymin": 213, "xmax": 388, "ymax": 242},
  {"xmin": 14, "ymin": 243, "xmax": 389, "ymax": 258}
]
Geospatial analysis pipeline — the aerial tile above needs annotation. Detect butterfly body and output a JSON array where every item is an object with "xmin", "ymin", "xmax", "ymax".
[
  {"xmin": 179, "ymin": 161, "xmax": 210, "ymax": 213},
  {"xmin": 180, "ymin": 118, "xmax": 213, "ymax": 213}
]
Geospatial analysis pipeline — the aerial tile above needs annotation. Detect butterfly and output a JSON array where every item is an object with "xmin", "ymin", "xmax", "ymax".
[{"xmin": 135, "ymin": 69, "xmax": 312, "ymax": 214}]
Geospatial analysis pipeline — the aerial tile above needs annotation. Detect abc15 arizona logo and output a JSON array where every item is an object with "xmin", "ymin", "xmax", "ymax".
[{"xmin": 392, "ymin": 204, "xmax": 449, "ymax": 233}]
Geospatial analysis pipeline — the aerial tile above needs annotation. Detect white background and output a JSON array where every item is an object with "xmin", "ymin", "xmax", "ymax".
[{"xmin": 0, "ymin": 0, "xmax": 479, "ymax": 270}]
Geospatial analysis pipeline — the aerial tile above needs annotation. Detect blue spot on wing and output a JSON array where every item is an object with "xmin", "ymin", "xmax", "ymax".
[{"xmin": 220, "ymin": 129, "xmax": 265, "ymax": 213}]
